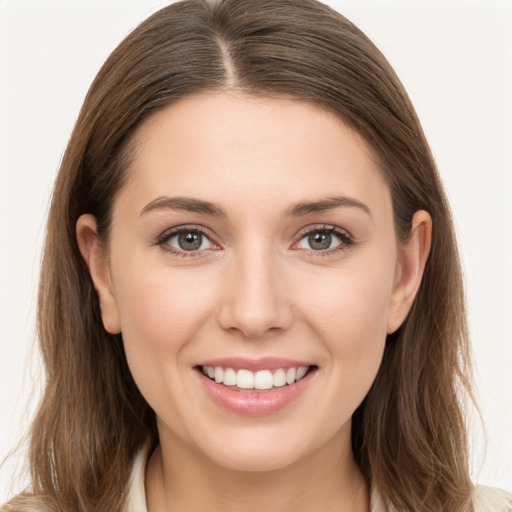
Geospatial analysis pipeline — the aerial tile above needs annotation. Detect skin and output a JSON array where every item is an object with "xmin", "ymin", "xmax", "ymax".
[{"xmin": 77, "ymin": 92, "xmax": 431, "ymax": 511}]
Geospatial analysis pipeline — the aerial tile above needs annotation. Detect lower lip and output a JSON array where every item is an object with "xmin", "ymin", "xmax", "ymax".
[{"xmin": 196, "ymin": 369, "xmax": 315, "ymax": 416}]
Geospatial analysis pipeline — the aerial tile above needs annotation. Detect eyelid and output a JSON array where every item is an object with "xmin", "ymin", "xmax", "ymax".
[
  {"xmin": 153, "ymin": 223, "xmax": 354, "ymax": 256},
  {"xmin": 155, "ymin": 224, "xmax": 221, "ymax": 254},
  {"xmin": 291, "ymin": 224, "xmax": 355, "ymax": 252}
]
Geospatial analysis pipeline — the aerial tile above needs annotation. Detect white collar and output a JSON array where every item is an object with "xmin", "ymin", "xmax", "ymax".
[{"xmin": 125, "ymin": 444, "xmax": 149, "ymax": 512}]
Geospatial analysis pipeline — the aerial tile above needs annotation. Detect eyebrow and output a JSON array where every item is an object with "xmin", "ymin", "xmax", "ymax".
[
  {"xmin": 139, "ymin": 196, "xmax": 227, "ymax": 217},
  {"xmin": 284, "ymin": 196, "xmax": 372, "ymax": 217},
  {"xmin": 139, "ymin": 194, "xmax": 371, "ymax": 219}
]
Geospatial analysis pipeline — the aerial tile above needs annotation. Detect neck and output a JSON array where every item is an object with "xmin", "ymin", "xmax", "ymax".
[{"xmin": 146, "ymin": 426, "xmax": 370, "ymax": 512}]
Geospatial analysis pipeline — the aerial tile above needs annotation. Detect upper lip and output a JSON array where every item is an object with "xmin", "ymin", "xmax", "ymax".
[{"xmin": 196, "ymin": 357, "xmax": 314, "ymax": 372}]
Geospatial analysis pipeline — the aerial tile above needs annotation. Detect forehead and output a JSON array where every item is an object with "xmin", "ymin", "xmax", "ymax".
[{"xmin": 119, "ymin": 92, "xmax": 391, "ymax": 218}]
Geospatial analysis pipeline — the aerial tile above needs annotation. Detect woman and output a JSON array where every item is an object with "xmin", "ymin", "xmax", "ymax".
[{"xmin": 3, "ymin": 0, "xmax": 511, "ymax": 510}]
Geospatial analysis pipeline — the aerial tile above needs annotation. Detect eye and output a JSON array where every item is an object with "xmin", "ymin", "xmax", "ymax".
[
  {"xmin": 294, "ymin": 226, "xmax": 354, "ymax": 252},
  {"xmin": 157, "ymin": 227, "xmax": 219, "ymax": 254}
]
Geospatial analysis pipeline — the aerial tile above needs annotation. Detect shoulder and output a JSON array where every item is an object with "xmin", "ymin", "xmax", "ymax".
[{"xmin": 473, "ymin": 485, "xmax": 512, "ymax": 512}]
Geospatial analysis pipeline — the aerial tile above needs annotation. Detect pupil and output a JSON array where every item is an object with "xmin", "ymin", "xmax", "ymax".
[
  {"xmin": 309, "ymin": 231, "xmax": 331, "ymax": 250},
  {"xmin": 178, "ymin": 231, "xmax": 202, "ymax": 251}
]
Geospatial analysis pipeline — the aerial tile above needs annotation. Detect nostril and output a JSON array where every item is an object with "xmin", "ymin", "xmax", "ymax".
[{"xmin": 217, "ymin": 280, "xmax": 293, "ymax": 338}]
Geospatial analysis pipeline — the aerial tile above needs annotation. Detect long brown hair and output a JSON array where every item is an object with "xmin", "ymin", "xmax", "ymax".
[{"xmin": 7, "ymin": 0, "xmax": 474, "ymax": 510}]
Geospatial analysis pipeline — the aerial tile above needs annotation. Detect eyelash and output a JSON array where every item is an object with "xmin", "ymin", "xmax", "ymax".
[
  {"xmin": 155, "ymin": 225, "xmax": 219, "ymax": 258},
  {"xmin": 293, "ymin": 224, "xmax": 355, "ymax": 256},
  {"xmin": 154, "ymin": 224, "xmax": 355, "ymax": 257}
]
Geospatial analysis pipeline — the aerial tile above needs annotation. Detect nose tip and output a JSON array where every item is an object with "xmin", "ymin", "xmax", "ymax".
[
  {"xmin": 217, "ymin": 263, "xmax": 293, "ymax": 339},
  {"xmin": 221, "ymin": 309, "xmax": 284, "ymax": 339}
]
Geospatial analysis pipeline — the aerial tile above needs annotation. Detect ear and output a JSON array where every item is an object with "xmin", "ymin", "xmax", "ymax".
[
  {"xmin": 387, "ymin": 210, "xmax": 432, "ymax": 334},
  {"xmin": 76, "ymin": 214, "xmax": 121, "ymax": 334}
]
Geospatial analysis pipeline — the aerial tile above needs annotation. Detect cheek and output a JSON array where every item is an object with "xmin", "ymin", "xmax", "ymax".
[
  {"xmin": 112, "ymin": 261, "xmax": 218, "ymax": 359},
  {"xmin": 304, "ymin": 263, "xmax": 392, "ymax": 324},
  {"xmin": 111, "ymin": 263, "xmax": 220, "ymax": 437},
  {"xmin": 289, "ymin": 262, "xmax": 393, "ymax": 438},
  {"xmin": 298, "ymin": 260, "xmax": 394, "ymax": 369}
]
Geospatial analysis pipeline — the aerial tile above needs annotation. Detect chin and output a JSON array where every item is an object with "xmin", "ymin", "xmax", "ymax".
[
  {"xmin": 204, "ymin": 442, "xmax": 305, "ymax": 473},
  {"xmin": 191, "ymin": 421, "xmax": 343, "ymax": 474}
]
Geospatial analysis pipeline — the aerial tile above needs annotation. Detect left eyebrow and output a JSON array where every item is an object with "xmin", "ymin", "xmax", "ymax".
[
  {"xmin": 139, "ymin": 196, "xmax": 228, "ymax": 218},
  {"xmin": 284, "ymin": 196, "xmax": 372, "ymax": 217}
]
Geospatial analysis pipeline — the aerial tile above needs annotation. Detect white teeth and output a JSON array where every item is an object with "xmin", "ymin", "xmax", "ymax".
[
  {"xmin": 201, "ymin": 365, "xmax": 312, "ymax": 390},
  {"xmin": 223, "ymin": 367, "xmax": 237, "ymax": 386},
  {"xmin": 214, "ymin": 367, "xmax": 223, "ymax": 383},
  {"xmin": 254, "ymin": 370, "xmax": 273, "ymax": 390},
  {"xmin": 236, "ymin": 369, "xmax": 254, "ymax": 389},
  {"xmin": 285, "ymin": 367, "xmax": 296, "ymax": 385},
  {"xmin": 272, "ymin": 368, "xmax": 286, "ymax": 387},
  {"xmin": 296, "ymin": 366, "xmax": 308, "ymax": 380}
]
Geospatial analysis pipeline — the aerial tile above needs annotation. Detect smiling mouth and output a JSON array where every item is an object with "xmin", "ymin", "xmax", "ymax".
[{"xmin": 197, "ymin": 365, "xmax": 317, "ymax": 392}]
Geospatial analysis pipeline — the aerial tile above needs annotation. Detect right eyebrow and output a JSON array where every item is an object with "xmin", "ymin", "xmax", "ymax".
[
  {"xmin": 139, "ymin": 196, "xmax": 228, "ymax": 218},
  {"xmin": 283, "ymin": 195, "xmax": 372, "ymax": 218}
]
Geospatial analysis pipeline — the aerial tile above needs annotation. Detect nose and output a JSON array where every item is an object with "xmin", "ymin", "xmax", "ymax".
[{"xmin": 217, "ymin": 245, "xmax": 293, "ymax": 339}]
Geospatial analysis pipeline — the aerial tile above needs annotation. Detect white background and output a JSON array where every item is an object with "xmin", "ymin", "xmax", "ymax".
[{"xmin": 1, "ymin": 0, "xmax": 511, "ymax": 503}]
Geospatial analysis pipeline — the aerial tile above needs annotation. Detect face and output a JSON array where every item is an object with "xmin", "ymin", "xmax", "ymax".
[{"xmin": 79, "ymin": 92, "xmax": 427, "ymax": 473}]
